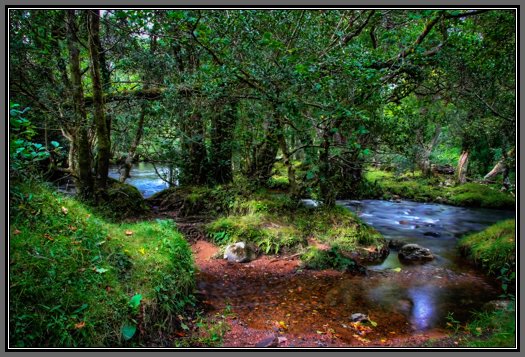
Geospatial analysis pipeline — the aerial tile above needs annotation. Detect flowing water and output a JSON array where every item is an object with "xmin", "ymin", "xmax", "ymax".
[
  {"xmin": 107, "ymin": 162, "xmax": 172, "ymax": 198},
  {"xmin": 78, "ymin": 164, "xmax": 516, "ymax": 343}
]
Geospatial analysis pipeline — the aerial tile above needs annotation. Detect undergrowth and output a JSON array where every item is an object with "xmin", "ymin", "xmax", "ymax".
[{"xmin": 9, "ymin": 180, "xmax": 195, "ymax": 347}]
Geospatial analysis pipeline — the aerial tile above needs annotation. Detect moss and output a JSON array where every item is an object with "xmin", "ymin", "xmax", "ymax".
[
  {"xmin": 364, "ymin": 168, "xmax": 515, "ymax": 209},
  {"xmin": 101, "ymin": 179, "xmax": 150, "ymax": 219},
  {"xmin": 462, "ymin": 302, "xmax": 516, "ymax": 347},
  {"xmin": 300, "ymin": 246, "xmax": 360, "ymax": 271},
  {"xmin": 206, "ymin": 193, "xmax": 386, "ymax": 259},
  {"xmin": 9, "ymin": 182, "xmax": 195, "ymax": 347},
  {"xmin": 458, "ymin": 219, "xmax": 515, "ymax": 276}
]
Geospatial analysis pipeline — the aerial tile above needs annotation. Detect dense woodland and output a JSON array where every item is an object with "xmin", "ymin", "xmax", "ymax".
[
  {"xmin": 9, "ymin": 9, "xmax": 516, "ymax": 348},
  {"xmin": 10, "ymin": 9, "xmax": 515, "ymax": 202}
]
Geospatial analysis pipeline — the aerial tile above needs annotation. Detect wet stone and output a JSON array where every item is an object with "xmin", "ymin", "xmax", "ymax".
[
  {"xmin": 398, "ymin": 244, "xmax": 434, "ymax": 264},
  {"xmin": 423, "ymin": 231, "xmax": 441, "ymax": 237}
]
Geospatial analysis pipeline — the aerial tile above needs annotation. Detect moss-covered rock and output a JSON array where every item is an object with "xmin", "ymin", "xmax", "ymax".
[{"xmin": 103, "ymin": 179, "xmax": 150, "ymax": 218}]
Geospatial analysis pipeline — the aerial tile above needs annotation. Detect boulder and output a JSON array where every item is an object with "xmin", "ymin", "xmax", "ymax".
[
  {"xmin": 224, "ymin": 242, "xmax": 255, "ymax": 263},
  {"xmin": 398, "ymin": 244, "xmax": 434, "ymax": 264}
]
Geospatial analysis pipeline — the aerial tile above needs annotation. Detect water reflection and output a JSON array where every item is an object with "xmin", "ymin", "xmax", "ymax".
[{"xmin": 408, "ymin": 285, "xmax": 437, "ymax": 330}]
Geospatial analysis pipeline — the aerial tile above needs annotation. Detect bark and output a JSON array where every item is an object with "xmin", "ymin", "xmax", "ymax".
[
  {"xmin": 180, "ymin": 113, "xmax": 208, "ymax": 185},
  {"xmin": 319, "ymin": 132, "xmax": 335, "ymax": 207},
  {"xmin": 209, "ymin": 101, "xmax": 237, "ymax": 184},
  {"xmin": 457, "ymin": 149, "xmax": 469, "ymax": 184},
  {"xmin": 119, "ymin": 103, "xmax": 147, "ymax": 183},
  {"xmin": 88, "ymin": 10, "xmax": 110, "ymax": 189},
  {"xmin": 276, "ymin": 125, "xmax": 297, "ymax": 197},
  {"xmin": 67, "ymin": 10, "xmax": 93, "ymax": 199},
  {"xmin": 420, "ymin": 126, "xmax": 442, "ymax": 177},
  {"xmin": 248, "ymin": 116, "xmax": 280, "ymax": 185},
  {"xmin": 484, "ymin": 147, "xmax": 515, "ymax": 181}
]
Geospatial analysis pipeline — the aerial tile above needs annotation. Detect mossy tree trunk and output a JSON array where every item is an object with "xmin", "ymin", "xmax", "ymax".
[
  {"xmin": 67, "ymin": 10, "xmax": 93, "ymax": 199},
  {"xmin": 209, "ymin": 100, "xmax": 238, "ymax": 184},
  {"xmin": 88, "ymin": 10, "xmax": 110, "ymax": 190},
  {"xmin": 180, "ymin": 112, "xmax": 208, "ymax": 185}
]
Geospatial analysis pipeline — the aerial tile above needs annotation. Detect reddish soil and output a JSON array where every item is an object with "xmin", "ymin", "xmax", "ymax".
[{"xmin": 191, "ymin": 240, "xmax": 455, "ymax": 348}]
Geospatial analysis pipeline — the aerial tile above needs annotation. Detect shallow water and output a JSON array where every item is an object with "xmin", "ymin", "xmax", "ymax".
[{"xmin": 99, "ymin": 164, "xmax": 515, "ymax": 340}]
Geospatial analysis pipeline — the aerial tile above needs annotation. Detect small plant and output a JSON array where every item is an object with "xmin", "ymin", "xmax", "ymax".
[{"xmin": 445, "ymin": 312, "xmax": 462, "ymax": 334}]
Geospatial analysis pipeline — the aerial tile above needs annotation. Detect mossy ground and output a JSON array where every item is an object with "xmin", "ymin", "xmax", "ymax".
[
  {"xmin": 9, "ymin": 180, "xmax": 195, "ymax": 347},
  {"xmin": 364, "ymin": 168, "xmax": 515, "ymax": 209},
  {"xmin": 454, "ymin": 219, "xmax": 516, "ymax": 348},
  {"xmin": 205, "ymin": 189, "xmax": 386, "ymax": 264}
]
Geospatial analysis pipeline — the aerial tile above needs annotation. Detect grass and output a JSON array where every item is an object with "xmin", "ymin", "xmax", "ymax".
[
  {"xmin": 9, "ymin": 180, "xmax": 195, "ymax": 347},
  {"xmin": 206, "ymin": 190, "xmax": 387, "ymax": 261},
  {"xmin": 364, "ymin": 168, "xmax": 515, "ymax": 209},
  {"xmin": 453, "ymin": 219, "xmax": 516, "ymax": 348},
  {"xmin": 458, "ymin": 219, "xmax": 515, "ymax": 277}
]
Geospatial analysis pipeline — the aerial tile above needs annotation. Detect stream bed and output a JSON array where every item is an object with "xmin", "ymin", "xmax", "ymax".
[{"xmin": 79, "ymin": 164, "xmax": 517, "ymax": 345}]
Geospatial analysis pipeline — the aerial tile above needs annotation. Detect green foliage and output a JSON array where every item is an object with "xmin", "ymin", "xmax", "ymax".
[
  {"xmin": 449, "ymin": 184, "xmax": 515, "ymax": 209},
  {"xmin": 9, "ymin": 182, "xmax": 195, "ymax": 347},
  {"xmin": 300, "ymin": 246, "xmax": 357, "ymax": 271},
  {"xmin": 10, "ymin": 103, "xmax": 61, "ymax": 177},
  {"xmin": 463, "ymin": 302, "xmax": 515, "ymax": 347}
]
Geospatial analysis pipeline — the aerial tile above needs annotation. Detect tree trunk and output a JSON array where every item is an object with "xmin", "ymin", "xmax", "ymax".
[
  {"xmin": 484, "ymin": 147, "xmax": 515, "ymax": 181},
  {"xmin": 120, "ymin": 103, "xmax": 147, "ymax": 182},
  {"xmin": 248, "ymin": 116, "xmax": 280, "ymax": 185},
  {"xmin": 88, "ymin": 10, "xmax": 110, "ymax": 190},
  {"xmin": 420, "ymin": 126, "xmax": 441, "ymax": 177},
  {"xmin": 209, "ymin": 100, "xmax": 237, "ymax": 184},
  {"xmin": 276, "ymin": 126, "xmax": 297, "ymax": 197},
  {"xmin": 457, "ymin": 149, "xmax": 469, "ymax": 184},
  {"xmin": 319, "ymin": 134, "xmax": 335, "ymax": 207},
  {"xmin": 180, "ymin": 112, "xmax": 208, "ymax": 185},
  {"xmin": 67, "ymin": 10, "xmax": 93, "ymax": 199}
]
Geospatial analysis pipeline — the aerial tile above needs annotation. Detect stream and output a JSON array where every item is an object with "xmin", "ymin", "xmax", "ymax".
[{"xmin": 71, "ymin": 164, "xmax": 517, "ymax": 344}]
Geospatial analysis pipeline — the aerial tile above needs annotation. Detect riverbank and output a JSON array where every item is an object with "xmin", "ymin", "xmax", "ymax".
[{"xmin": 363, "ymin": 169, "xmax": 515, "ymax": 210}]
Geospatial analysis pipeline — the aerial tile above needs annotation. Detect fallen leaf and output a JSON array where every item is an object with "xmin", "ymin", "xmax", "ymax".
[
  {"xmin": 94, "ymin": 267, "xmax": 108, "ymax": 274},
  {"xmin": 61, "ymin": 206, "xmax": 68, "ymax": 215},
  {"xmin": 297, "ymin": 287, "xmax": 303, "ymax": 292},
  {"xmin": 476, "ymin": 327, "xmax": 482, "ymax": 333},
  {"xmin": 86, "ymin": 214, "xmax": 91, "ymax": 219},
  {"xmin": 278, "ymin": 321, "xmax": 288, "ymax": 330},
  {"xmin": 125, "ymin": 230, "xmax": 134, "ymax": 236},
  {"xmin": 69, "ymin": 225, "xmax": 77, "ymax": 232},
  {"xmin": 74, "ymin": 321, "xmax": 86, "ymax": 329},
  {"xmin": 139, "ymin": 247, "xmax": 146, "ymax": 255},
  {"xmin": 392, "ymin": 267, "xmax": 402, "ymax": 273},
  {"xmin": 380, "ymin": 338, "xmax": 387, "ymax": 343},
  {"xmin": 44, "ymin": 233, "xmax": 54, "ymax": 241},
  {"xmin": 13, "ymin": 229, "xmax": 21, "ymax": 235},
  {"xmin": 316, "ymin": 330, "xmax": 325, "ymax": 335}
]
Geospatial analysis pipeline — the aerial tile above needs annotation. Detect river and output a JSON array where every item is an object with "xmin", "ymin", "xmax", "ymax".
[{"xmin": 87, "ymin": 164, "xmax": 518, "ymax": 342}]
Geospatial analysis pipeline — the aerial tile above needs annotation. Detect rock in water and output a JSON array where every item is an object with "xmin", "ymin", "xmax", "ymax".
[
  {"xmin": 224, "ymin": 242, "xmax": 254, "ymax": 263},
  {"xmin": 398, "ymin": 244, "xmax": 434, "ymax": 264},
  {"xmin": 423, "ymin": 231, "xmax": 440, "ymax": 237}
]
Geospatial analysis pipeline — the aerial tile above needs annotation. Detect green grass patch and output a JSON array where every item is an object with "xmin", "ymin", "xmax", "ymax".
[
  {"xmin": 462, "ymin": 302, "xmax": 516, "ymax": 348},
  {"xmin": 300, "ymin": 246, "xmax": 358, "ymax": 271},
  {"xmin": 206, "ymin": 191, "xmax": 386, "ymax": 258},
  {"xmin": 10, "ymin": 181, "xmax": 195, "ymax": 347},
  {"xmin": 458, "ymin": 219, "xmax": 515, "ymax": 277}
]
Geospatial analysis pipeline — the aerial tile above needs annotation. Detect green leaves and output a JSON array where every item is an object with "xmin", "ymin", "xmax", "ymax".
[
  {"xmin": 121, "ymin": 324, "xmax": 137, "ymax": 341},
  {"xmin": 129, "ymin": 294, "xmax": 142, "ymax": 311}
]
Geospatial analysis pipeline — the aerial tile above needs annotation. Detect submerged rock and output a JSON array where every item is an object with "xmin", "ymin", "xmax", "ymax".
[
  {"xmin": 398, "ymin": 244, "xmax": 434, "ymax": 264},
  {"xmin": 423, "ymin": 231, "xmax": 441, "ymax": 237},
  {"xmin": 224, "ymin": 242, "xmax": 255, "ymax": 263}
]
